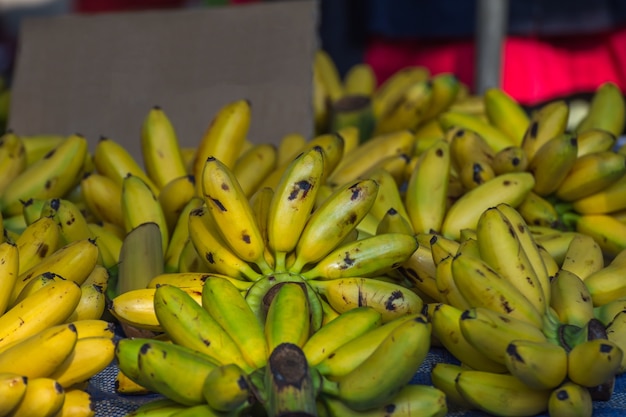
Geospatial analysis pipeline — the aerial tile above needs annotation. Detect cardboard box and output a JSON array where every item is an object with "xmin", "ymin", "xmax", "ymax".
[{"xmin": 8, "ymin": 0, "xmax": 318, "ymax": 160}]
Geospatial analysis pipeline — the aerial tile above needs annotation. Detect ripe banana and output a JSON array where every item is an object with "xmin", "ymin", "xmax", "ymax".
[
  {"xmin": 421, "ymin": 72, "xmax": 460, "ymax": 122},
  {"xmin": 548, "ymin": 381, "xmax": 594, "ymax": 417},
  {"xmin": 163, "ymin": 196, "xmax": 203, "ymax": 273},
  {"xmin": 576, "ymin": 81, "xmax": 625, "ymax": 137},
  {"xmin": 265, "ymin": 282, "xmax": 311, "ymax": 352},
  {"xmin": 47, "ymin": 335, "xmax": 115, "ymax": 388},
  {"xmin": 521, "ymin": 99, "xmax": 569, "ymax": 162},
  {"xmin": 504, "ymin": 339, "xmax": 568, "ymax": 389},
  {"xmin": 365, "ymin": 167, "xmax": 410, "ymax": 224},
  {"xmin": 0, "ymin": 134, "xmax": 87, "ymax": 216},
  {"xmin": 561, "ymin": 233, "xmax": 604, "ymax": 280},
  {"xmin": 430, "ymin": 362, "xmax": 474, "ymax": 409},
  {"xmin": 140, "ymin": 106, "xmax": 188, "ymax": 189},
  {"xmin": 232, "ymin": 142, "xmax": 278, "ymax": 197},
  {"xmin": 584, "ymin": 248, "xmax": 626, "ymax": 306},
  {"xmin": 438, "ymin": 110, "xmax": 514, "ymax": 152},
  {"xmin": 441, "ymin": 171, "xmax": 535, "ymax": 240},
  {"xmin": 343, "ymin": 62, "xmax": 377, "ymax": 97},
  {"xmin": 0, "ymin": 131, "xmax": 27, "ymax": 195},
  {"xmin": 491, "ymin": 145, "xmax": 529, "ymax": 174},
  {"xmin": 483, "ymin": 87, "xmax": 530, "ymax": 145},
  {"xmin": 157, "ymin": 174, "xmax": 197, "ymax": 234},
  {"xmin": 516, "ymin": 190, "xmax": 561, "ymax": 228},
  {"xmin": 372, "ymin": 66, "xmax": 429, "ymax": 118},
  {"xmin": 567, "ymin": 338, "xmax": 623, "ymax": 387},
  {"xmin": 56, "ymin": 388, "xmax": 94, "ymax": 417},
  {"xmin": 0, "ymin": 241, "xmax": 18, "ymax": 316},
  {"xmin": 266, "ymin": 146, "xmax": 325, "ymax": 271},
  {"xmin": 576, "ymin": 128, "xmax": 616, "ymax": 157},
  {"xmin": 373, "ymin": 79, "xmax": 432, "ymax": 134},
  {"xmin": 455, "ymin": 370, "xmax": 551, "ymax": 416},
  {"xmin": 290, "ymin": 179, "xmax": 378, "ymax": 274},
  {"xmin": 7, "ymin": 377, "xmax": 66, "ymax": 417},
  {"xmin": 573, "ymin": 213, "xmax": 626, "ymax": 257},
  {"xmin": 277, "ymin": 132, "xmax": 307, "ymax": 167},
  {"xmin": 0, "ymin": 372, "xmax": 27, "ymax": 416},
  {"xmin": 571, "ymin": 172, "xmax": 626, "ymax": 214},
  {"xmin": 201, "ymin": 363, "xmax": 251, "ymax": 412},
  {"xmin": 404, "ymin": 138, "xmax": 450, "ymax": 234}
]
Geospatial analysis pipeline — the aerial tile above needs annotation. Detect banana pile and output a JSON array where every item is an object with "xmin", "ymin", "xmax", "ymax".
[{"xmin": 0, "ymin": 47, "xmax": 626, "ymax": 416}]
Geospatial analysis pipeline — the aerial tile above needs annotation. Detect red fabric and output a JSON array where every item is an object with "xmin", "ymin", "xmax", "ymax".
[
  {"xmin": 365, "ymin": 26, "xmax": 626, "ymax": 105},
  {"xmin": 74, "ymin": 0, "xmax": 185, "ymax": 13}
]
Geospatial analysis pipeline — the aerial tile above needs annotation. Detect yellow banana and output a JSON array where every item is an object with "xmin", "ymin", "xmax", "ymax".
[
  {"xmin": 404, "ymin": 139, "xmax": 450, "ymax": 234},
  {"xmin": 372, "ymin": 66, "xmax": 430, "ymax": 118},
  {"xmin": 430, "ymin": 303, "xmax": 507, "ymax": 373},
  {"xmin": 575, "ymin": 81, "xmax": 625, "ymax": 137},
  {"xmin": 0, "ymin": 131, "xmax": 27, "ymax": 195},
  {"xmin": 70, "ymin": 318, "xmax": 115, "ymax": 340},
  {"xmin": 373, "ymin": 79, "xmax": 432, "ymax": 135},
  {"xmin": 7, "ymin": 377, "xmax": 65, "ymax": 417},
  {"xmin": 121, "ymin": 174, "xmax": 169, "ymax": 255},
  {"xmin": 65, "ymin": 282, "xmax": 107, "ymax": 322},
  {"xmin": 567, "ymin": 339, "xmax": 623, "ymax": 387},
  {"xmin": 584, "ymin": 248, "xmax": 626, "ymax": 306},
  {"xmin": 343, "ymin": 62, "xmax": 377, "ymax": 97},
  {"xmin": 365, "ymin": 167, "xmax": 410, "ymax": 223},
  {"xmin": 548, "ymin": 381, "xmax": 594, "ymax": 417},
  {"xmin": 266, "ymin": 146, "xmax": 325, "ymax": 271},
  {"xmin": 0, "ymin": 372, "xmax": 27, "ymax": 416},
  {"xmin": 521, "ymin": 99, "xmax": 569, "ymax": 162},
  {"xmin": 421, "ymin": 73, "xmax": 461, "ymax": 122},
  {"xmin": 430, "ymin": 363, "xmax": 474, "ymax": 409},
  {"xmin": 561, "ymin": 233, "xmax": 604, "ymax": 280},
  {"xmin": 457, "ymin": 159, "xmax": 496, "ymax": 190},
  {"xmin": 192, "ymin": 99, "xmax": 251, "ymax": 191},
  {"xmin": 201, "ymin": 156, "xmax": 270, "ymax": 272},
  {"xmin": 549, "ymin": 268, "xmax": 595, "ymax": 328},
  {"xmin": 527, "ymin": 132, "xmax": 579, "ymax": 196},
  {"xmin": 573, "ymin": 213, "xmax": 626, "ymax": 257},
  {"xmin": 503, "ymin": 339, "xmax": 568, "ymax": 389},
  {"xmin": 438, "ymin": 110, "xmax": 514, "ymax": 152},
  {"xmin": 555, "ymin": 151, "xmax": 626, "ymax": 201},
  {"xmin": 276, "ymin": 132, "xmax": 307, "ymax": 167},
  {"xmin": 441, "ymin": 172, "xmax": 535, "ymax": 240},
  {"xmin": 163, "ymin": 196, "xmax": 203, "ymax": 273},
  {"xmin": 571, "ymin": 171, "xmax": 626, "ymax": 214},
  {"xmin": 516, "ymin": 190, "xmax": 561, "ymax": 228},
  {"xmin": 80, "ymin": 172, "xmax": 124, "ymax": 228},
  {"xmin": 308, "ymin": 276, "xmax": 423, "ymax": 323},
  {"xmin": 455, "ymin": 370, "xmax": 551, "ymax": 416},
  {"xmin": 484, "ymin": 87, "xmax": 530, "ymax": 145},
  {"xmin": 157, "ymin": 174, "xmax": 196, "ymax": 235},
  {"xmin": 606, "ymin": 310, "xmax": 626, "ymax": 373},
  {"xmin": 55, "ymin": 388, "xmax": 94, "ymax": 417},
  {"xmin": 265, "ymin": 282, "xmax": 311, "ymax": 352},
  {"xmin": 0, "ymin": 134, "xmax": 87, "ymax": 216},
  {"xmin": 232, "ymin": 143, "xmax": 278, "ymax": 197},
  {"xmin": 375, "ymin": 207, "xmax": 414, "ymax": 235},
  {"xmin": 0, "ymin": 241, "xmax": 18, "ymax": 316},
  {"xmin": 491, "ymin": 145, "xmax": 529, "ymax": 174},
  {"xmin": 315, "ymin": 49, "xmax": 344, "ymax": 103},
  {"xmin": 0, "ymin": 323, "xmax": 77, "ymax": 378},
  {"xmin": 576, "ymin": 128, "xmax": 617, "ymax": 157},
  {"xmin": 93, "ymin": 136, "xmax": 159, "ymax": 196},
  {"xmin": 140, "ymin": 106, "xmax": 187, "ymax": 190},
  {"xmin": 201, "ymin": 363, "xmax": 251, "ymax": 412},
  {"xmin": 20, "ymin": 134, "xmax": 65, "ymax": 166}
]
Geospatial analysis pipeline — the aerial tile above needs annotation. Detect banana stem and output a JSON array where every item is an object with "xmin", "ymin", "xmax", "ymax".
[
  {"xmin": 264, "ymin": 343, "xmax": 319, "ymax": 417},
  {"xmin": 273, "ymin": 251, "xmax": 287, "ymax": 273}
]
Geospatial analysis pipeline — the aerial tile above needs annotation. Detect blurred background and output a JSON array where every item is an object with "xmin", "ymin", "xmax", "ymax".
[{"xmin": 1, "ymin": 0, "xmax": 625, "ymax": 108}]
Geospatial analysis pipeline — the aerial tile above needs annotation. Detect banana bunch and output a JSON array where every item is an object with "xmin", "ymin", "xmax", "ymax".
[{"xmin": 114, "ymin": 280, "xmax": 444, "ymax": 416}]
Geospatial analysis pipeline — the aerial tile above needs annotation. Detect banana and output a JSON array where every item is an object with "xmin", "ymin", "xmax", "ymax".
[
  {"xmin": 201, "ymin": 156, "xmax": 270, "ymax": 273},
  {"xmin": 584, "ymin": 248, "xmax": 626, "ymax": 306},
  {"xmin": 70, "ymin": 318, "xmax": 115, "ymax": 340},
  {"xmin": 571, "ymin": 171, "xmax": 626, "ymax": 214},
  {"xmin": 531, "ymin": 228, "xmax": 579, "ymax": 266},
  {"xmin": 375, "ymin": 207, "xmax": 414, "ymax": 235},
  {"xmin": 516, "ymin": 190, "xmax": 561, "ymax": 228},
  {"xmin": 47, "ymin": 335, "xmax": 115, "ymax": 388},
  {"xmin": 157, "ymin": 174, "xmax": 197, "ymax": 235},
  {"xmin": 322, "ymin": 316, "xmax": 431, "ymax": 411},
  {"xmin": 153, "ymin": 283, "xmax": 250, "ymax": 370},
  {"xmin": 421, "ymin": 72, "xmax": 460, "ymax": 122},
  {"xmin": 140, "ymin": 106, "xmax": 187, "ymax": 190},
  {"xmin": 577, "ymin": 128, "xmax": 617, "ymax": 156},
  {"xmin": 10, "ymin": 272, "xmax": 61, "ymax": 308},
  {"xmin": 93, "ymin": 136, "xmax": 159, "ymax": 196},
  {"xmin": 447, "ymin": 126, "xmax": 494, "ymax": 173},
  {"xmin": 365, "ymin": 167, "xmax": 410, "ymax": 224},
  {"xmin": 87, "ymin": 222, "xmax": 122, "ymax": 272},
  {"xmin": 430, "ymin": 303, "xmax": 507, "ymax": 373},
  {"xmin": 606, "ymin": 310, "xmax": 626, "ymax": 373},
  {"xmin": 115, "ymin": 369, "xmax": 151, "ymax": 396},
  {"xmin": 457, "ymin": 159, "xmax": 496, "ymax": 190},
  {"xmin": 459, "ymin": 307, "xmax": 548, "ymax": 365},
  {"xmin": 440, "ymin": 172, "xmax": 535, "ymax": 240},
  {"xmin": 528, "ymin": 132, "xmax": 579, "ymax": 196},
  {"xmin": 0, "ymin": 323, "xmax": 77, "ymax": 378},
  {"xmin": 188, "ymin": 205, "xmax": 262, "ymax": 280},
  {"xmin": 0, "ymin": 279, "xmax": 81, "ymax": 353},
  {"xmin": 115, "ymin": 221, "xmax": 163, "ymax": 296},
  {"xmin": 549, "ymin": 268, "xmax": 595, "ymax": 328},
  {"xmin": 232, "ymin": 143, "xmax": 278, "ymax": 197},
  {"xmin": 277, "ymin": 132, "xmax": 307, "ymax": 167},
  {"xmin": 484, "ymin": 87, "xmax": 530, "ymax": 145},
  {"xmin": 315, "ymin": 49, "xmax": 344, "ymax": 103},
  {"xmin": 289, "ymin": 179, "xmax": 378, "ymax": 274},
  {"xmin": 372, "ymin": 66, "xmax": 430, "ymax": 118},
  {"xmin": 0, "ymin": 241, "xmax": 18, "ymax": 316},
  {"xmin": 42, "ymin": 199, "xmax": 98, "ymax": 253},
  {"xmin": 343, "ymin": 62, "xmax": 377, "ymax": 97},
  {"xmin": 11, "ymin": 238, "xmax": 98, "ymax": 303},
  {"xmin": 109, "ymin": 286, "xmax": 203, "ymax": 332},
  {"xmin": 0, "ymin": 131, "xmax": 27, "ymax": 195},
  {"xmin": 265, "ymin": 282, "xmax": 311, "ymax": 352},
  {"xmin": 7, "ymin": 377, "xmax": 65, "ymax": 417},
  {"xmin": 491, "ymin": 145, "xmax": 529, "ymax": 174},
  {"xmin": 65, "ymin": 282, "xmax": 107, "ymax": 322},
  {"xmin": 0, "ymin": 134, "xmax": 87, "ymax": 216},
  {"xmin": 504, "ymin": 339, "xmax": 568, "ymax": 390},
  {"xmin": 438, "ymin": 110, "xmax": 514, "ymax": 152},
  {"xmin": 576, "ymin": 81, "xmax": 625, "ymax": 137},
  {"xmin": 430, "ymin": 363, "xmax": 474, "ymax": 409},
  {"xmin": 452, "ymin": 251, "xmax": 544, "ymax": 327},
  {"xmin": 20, "ymin": 134, "xmax": 65, "ymax": 166},
  {"xmin": 121, "ymin": 174, "xmax": 169, "ymax": 255},
  {"xmin": 327, "ymin": 129, "xmax": 415, "ymax": 187},
  {"xmin": 567, "ymin": 338, "xmax": 623, "ymax": 387},
  {"xmin": 192, "ymin": 99, "xmax": 251, "ymax": 191},
  {"xmin": 313, "ymin": 60, "xmax": 331, "ymax": 135},
  {"xmin": 202, "ymin": 276, "xmax": 268, "ymax": 370},
  {"xmin": 548, "ymin": 381, "xmax": 594, "ymax": 417},
  {"xmin": 373, "ymin": 79, "xmax": 432, "ymax": 135},
  {"xmin": 521, "ymin": 99, "xmax": 570, "ymax": 162},
  {"xmin": 163, "ymin": 196, "xmax": 203, "ymax": 273},
  {"xmin": 308, "ymin": 276, "xmax": 423, "ymax": 323},
  {"xmin": 573, "ymin": 213, "xmax": 626, "ymax": 257},
  {"xmin": 555, "ymin": 151, "xmax": 626, "ymax": 201},
  {"xmin": 55, "ymin": 388, "xmax": 94, "ymax": 417},
  {"xmin": 329, "ymin": 96, "xmax": 376, "ymax": 144},
  {"xmin": 133, "ymin": 339, "xmax": 220, "ymax": 406},
  {"xmin": 561, "ymin": 233, "xmax": 604, "ymax": 280},
  {"xmin": 300, "ymin": 233, "xmax": 418, "ymax": 280},
  {"xmin": 266, "ymin": 146, "xmax": 325, "ymax": 271},
  {"xmin": 148, "ymin": 271, "xmax": 252, "ymax": 290},
  {"xmin": 201, "ymin": 363, "xmax": 251, "ymax": 412},
  {"xmin": 321, "ymin": 382, "xmax": 447, "ymax": 417},
  {"xmin": 0, "ymin": 373, "xmax": 27, "ymax": 416},
  {"xmin": 404, "ymin": 139, "xmax": 450, "ymax": 234},
  {"xmin": 20, "ymin": 197, "xmax": 45, "ymax": 226},
  {"xmin": 125, "ymin": 398, "xmax": 188, "ymax": 416},
  {"xmin": 434, "ymin": 252, "xmax": 471, "ymax": 309},
  {"xmin": 393, "ymin": 233, "xmax": 441, "ymax": 303},
  {"xmin": 302, "ymin": 306, "xmax": 382, "ymax": 366},
  {"xmin": 455, "ymin": 370, "xmax": 551, "ymax": 416},
  {"xmin": 313, "ymin": 313, "xmax": 422, "ymax": 378}
]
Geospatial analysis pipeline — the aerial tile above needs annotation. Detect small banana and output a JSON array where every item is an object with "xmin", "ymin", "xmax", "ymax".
[
  {"xmin": 548, "ymin": 381, "xmax": 594, "ymax": 417},
  {"xmin": 583, "ymin": 247, "xmax": 626, "ymax": 306},
  {"xmin": 438, "ymin": 110, "xmax": 514, "ymax": 152},
  {"xmin": 484, "ymin": 87, "xmax": 530, "ymax": 146},
  {"xmin": 503, "ymin": 339, "xmax": 568, "ymax": 390},
  {"xmin": 6, "ymin": 377, "xmax": 66, "ymax": 417},
  {"xmin": 163, "ymin": 196, "xmax": 204, "ymax": 273},
  {"xmin": 571, "ymin": 172, "xmax": 626, "ymax": 214},
  {"xmin": 491, "ymin": 145, "xmax": 529, "ymax": 174},
  {"xmin": 265, "ymin": 282, "xmax": 311, "ymax": 352},
  {"xmin": 80, "ymin": 172, "xmax": 124, "ymax": 228},
  {"xmin": 0, "ymin": 131, "xmax": 27, "ymax": 195},
  {"xmin": 567, "ymin": 338, "xmax": 623, "ymax": 387},
  {"xmin": 157, "ymin": 174, "xmax": 197, "ymax": 235},
  {"xmin": 201, "ymin": 363, "xmax": 251, "ymax": 412},
  {"xmin": 232, "ymin": 143, "xmax": 278, "ymax": 197},
  {"xmin": 0, "ymin": 241, "xmax": 18, "ymax": 316},
  {"xmin": 0, "ymin": 372, "xmax": 27, "ymax": 416},
  {"xmin": 576, "ymin": 128, "xmax": 616, "ymax": 157},
  {"xmin": 573, "ymin": 213, "xmax": 626, "ymax": 257},
  {"xmin": 521, "ymin": 99, "xmax": 569, "ymax": 162},
  {"xmin": 527, "ymin": 132, "xmax": 579, "ymax": 197},
  {"xmin": 575, "ymin": 81, "xmax": 625, "ymax": 137}
]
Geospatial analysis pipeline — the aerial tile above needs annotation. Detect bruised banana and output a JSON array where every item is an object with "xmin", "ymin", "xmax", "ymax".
[
  {"xmin": 503, "ymin": 339, "xmax": 568, "ymax": 390},
  {"xmin": 548, "ymin": 381, "xmax": 594, "ymax": 417}
]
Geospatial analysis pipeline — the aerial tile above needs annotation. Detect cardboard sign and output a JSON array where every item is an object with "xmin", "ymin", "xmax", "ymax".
[{"xmin": 8, "ymin": 0, "xmax": 318, "ymax": 160}]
